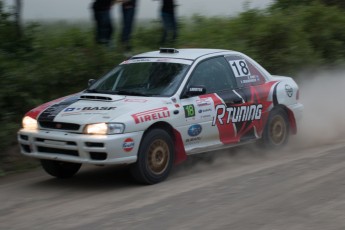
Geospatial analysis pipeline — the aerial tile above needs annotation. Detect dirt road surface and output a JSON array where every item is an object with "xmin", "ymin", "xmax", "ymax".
[{"xmin": 1, "ymin": 139, "xmax": 345, "ymax": 230}]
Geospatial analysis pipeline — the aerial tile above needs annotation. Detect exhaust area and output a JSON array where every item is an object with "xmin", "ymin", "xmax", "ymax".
[{"xmin": 292, "ymin": 69, "xmax": 345, "ymax": 148}]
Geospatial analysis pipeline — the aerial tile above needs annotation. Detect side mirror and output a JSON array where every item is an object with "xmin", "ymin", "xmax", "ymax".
[
  {"xmin": 88, "ymin": 79, "xmax": 96, "ymax": 87},
  {"xmin": 184, "ymin": 85, "xmax": 206, "ymax": 97}
]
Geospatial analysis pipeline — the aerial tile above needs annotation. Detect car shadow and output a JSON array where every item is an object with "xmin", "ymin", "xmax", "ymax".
[
  {"xmin": 30, "ymin": 165, "xmax": 139, "ymax": 190},
  {"xmin": 29, "ymin": 145, "xmax": 273, "ymax": 190}
]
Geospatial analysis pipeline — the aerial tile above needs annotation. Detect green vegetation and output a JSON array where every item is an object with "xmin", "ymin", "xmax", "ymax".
[{"xmin": 0, "ymin": 0, "xmax": 345, "ymax": 174}]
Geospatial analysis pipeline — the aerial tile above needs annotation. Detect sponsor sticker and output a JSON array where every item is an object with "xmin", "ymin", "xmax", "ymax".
[
  {"xmin": 64, "ymin": 107, "xmax": 116, "ymax": 112},
  {"xmin": 132, "ymin": 107, "xmax": 170, "ymax": 124},
  {"xmin": 240, "ymin": 75, "xmax": 260, "ymax": 84},
  {"xmin": 188, "ymin": 124, "xmax": 202, "ymax": 137},
  {"xmin": 198, "ymin": 108, "xmax": 212, "ymax": 114},
  {"xmin": 212, "ymin": 104, "xmax": 263, "ymax": 126},
  {"xmin": 285, "ymin": 84, "xmax": 293, "ymax": 97},
  {"xmin": 229, "ymin": 59, "xmax": 251, "ymax": 78},
  {"xmin": 121, "ymin": 58, "xmax": 193, "ymax": 65},
  {"xmin": 183, "ymin": 104, "xmax": 195, "ymax": 118},
  {"xmin": 123, "ymin": 138, "xmax": 135, "ymax": 152},
  {"xmin": 196, "ymin": 98, "xmax": 212, "ymax": 107},
  {"xmin": 185, "ymin": 137, "xmax": 202, "ymax": 144},
  {"xmin": 124, "ymin": 99, "xmax": 148, "ymax": 103}
]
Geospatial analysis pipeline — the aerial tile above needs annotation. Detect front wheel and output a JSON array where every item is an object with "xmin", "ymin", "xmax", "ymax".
[
  {"xmin": 40, "ymin": 160, "xmax": 81, "ymax": 179},
  {"xmin": 261, "ymin": 107, "xmax": 290, "ymax": 148},
  {"xmin": 130, "ymin": 129, "xmax": 174, "ymax": 184}
]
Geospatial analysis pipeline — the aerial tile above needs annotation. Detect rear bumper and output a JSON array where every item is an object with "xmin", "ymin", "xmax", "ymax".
[
  {"xmin": 18, "ymin": 129, "xmax": 144, "ymax": 165},
  {"xmin": 287, "ymin": 103, "xmax": 304, "ymax": 134}
]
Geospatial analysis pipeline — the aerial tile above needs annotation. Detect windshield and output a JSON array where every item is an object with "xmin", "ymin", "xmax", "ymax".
[{"xmin": 87, "ymin": 61, "xmax": 190, "ymax": 97}]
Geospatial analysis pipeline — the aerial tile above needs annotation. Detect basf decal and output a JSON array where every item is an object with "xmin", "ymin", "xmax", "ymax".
[{"xmin": 64, "ymin": 107, "xmax": 116, "ymax": 112}]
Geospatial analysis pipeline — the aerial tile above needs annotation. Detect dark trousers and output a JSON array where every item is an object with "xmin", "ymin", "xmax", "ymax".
[
  {"xmin": 121, "ymin": 6, "xmax": 135, "ymax": 50},
  {"xmin": 93, "ymin": 10, "xmax": 113, "ymax": 44},
  {"xmin": 161, "ymin": 12, "xmax": 177, "ymax": 45}
]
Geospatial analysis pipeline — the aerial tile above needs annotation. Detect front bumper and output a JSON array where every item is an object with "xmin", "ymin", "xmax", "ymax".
[{"xmin": 18, "ymin": 129, "xmax": 144, "ymax": 165}]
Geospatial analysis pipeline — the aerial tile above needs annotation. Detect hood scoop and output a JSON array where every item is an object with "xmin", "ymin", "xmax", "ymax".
[{"xmin": 79, "ymin": 94, "xmax": 125, "ymax": 102}]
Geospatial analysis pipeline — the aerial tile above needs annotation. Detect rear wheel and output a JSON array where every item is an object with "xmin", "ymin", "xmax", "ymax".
[
  {"xmin": 40, "ymin": 160, "xmax": 81, "ymax": 179},
  {"xmin": 130, "ymin": 129, "xmax": 174, "ymax": 184},
  {"xmin": 262, "ymin": 107, "xmax": 289, "ymax": 148}
]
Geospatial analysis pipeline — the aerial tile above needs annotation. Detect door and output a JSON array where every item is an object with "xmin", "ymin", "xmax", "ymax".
[{"xmin": 180, "ymin": 56, "xmax": 247, "ymax": 153}]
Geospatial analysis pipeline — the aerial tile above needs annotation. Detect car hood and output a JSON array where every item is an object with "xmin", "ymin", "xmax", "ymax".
[{"xmin": 35, "ymin": 93, "xmax": 176, "ymax": 126}]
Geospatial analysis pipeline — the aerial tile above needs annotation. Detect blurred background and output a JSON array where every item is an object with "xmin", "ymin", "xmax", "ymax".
[
  {"xmin": 3, "ymin": 0, "xmax": 274, "ymax": 20},
  {"xmin": 0, "ymin": 0, "xmax": 345, "ymax": 175}
]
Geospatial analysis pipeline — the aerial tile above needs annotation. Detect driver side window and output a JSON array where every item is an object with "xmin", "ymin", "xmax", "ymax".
[{"xmin": 188, "ymin": 56, "xmax": 237, "ymax": 94}]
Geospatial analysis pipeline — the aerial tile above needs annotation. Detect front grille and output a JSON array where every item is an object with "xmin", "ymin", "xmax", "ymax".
[
  {"xmin": 85, "ymin": 142, "xmax": 104, "ymax": 148},
  {"xmin": 39, "ymin": 121, "xmax": 80, "ymax": 131},
  {"xmin": 36, "ymin": 138, "xmax": 77, "ymax": 146},
  {"xmin": 37, "ymin": 146, "xmax": 79, "ymax": 156}
]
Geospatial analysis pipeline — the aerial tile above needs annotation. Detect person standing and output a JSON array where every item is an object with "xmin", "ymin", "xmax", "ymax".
[
  {"xmin": 92, "ymin": 0, "xmax": 116, "ymax": 45},
  {"xmin": 156, "ymin": 0, "xmax": 177, "ymax": 45},
  {"xmin": 121, "ymin": 0, "xmax": 137, "ymax": 52}
]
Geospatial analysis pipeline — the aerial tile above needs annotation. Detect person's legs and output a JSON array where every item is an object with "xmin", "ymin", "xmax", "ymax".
[
  {"xmin": 103, "ymin": 10, "xmax": 113, "ymax": 44},
  {"xmin": 171, "ymin": 12, "xmax": 177, "ymax": 42},
  {"xmin": 161, "ymin": 12, "xmax": 170, "ymax": 45},
  {"xmin": 93, "ymin": 10, "xmax": 102, "ymax": 43},
  {"xmin": 161, "ymin": 12, "xmax": 177, "ymax": 45},
  {"xmin": 95, "ymin": 10, "xmax": 113, "ymax": 45},
  {"xmin": 121, "ymin": 6, "xmax": 135, "ymax": 50}
]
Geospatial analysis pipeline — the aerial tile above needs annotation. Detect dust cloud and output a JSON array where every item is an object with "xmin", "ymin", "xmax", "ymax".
[{"xmin": 292, "ymin": 69, "xmax": 345, "ymax": 148}]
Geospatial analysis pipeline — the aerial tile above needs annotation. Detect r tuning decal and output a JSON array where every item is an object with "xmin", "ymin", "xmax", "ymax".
[{"xmin": 212, "ymin": 104, "xmax": 263, "ymax": 126}]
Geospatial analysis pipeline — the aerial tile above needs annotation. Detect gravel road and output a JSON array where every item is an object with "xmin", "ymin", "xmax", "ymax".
[{"xmin": 1, "ymin": 139, "xmax": 345, "ymax": 230}]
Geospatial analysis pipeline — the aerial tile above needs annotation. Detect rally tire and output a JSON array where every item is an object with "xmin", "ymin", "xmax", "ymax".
[
  {"xmin": 40, "ymin": 160, "xmax": 82, "ymax": 179},
  {"xmin": 130, "ymin": 129, "xmax": 174, "ymax": 185},
  {"xmin": 262, "ymin": 107, "xmax": 289, "ymax": 148}
]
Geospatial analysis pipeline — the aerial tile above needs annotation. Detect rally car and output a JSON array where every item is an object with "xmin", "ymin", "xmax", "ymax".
[{"xmin": 18, "ymin": 48, "xmax": 303, "ymax": 184}]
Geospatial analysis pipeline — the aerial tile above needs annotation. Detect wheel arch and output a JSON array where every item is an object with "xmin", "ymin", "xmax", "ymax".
[
  {"xmin": 144, "ymin": 122, "xmax": 187, "ymax": 165},
  {"xmin": 272, "ymin": 80, "xmax": 298, "ymax": 135}
]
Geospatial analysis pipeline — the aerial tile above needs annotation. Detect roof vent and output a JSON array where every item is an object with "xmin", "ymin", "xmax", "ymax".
[{"xmin": 160, "ymin": 48, "xmax": 179, "ymax": 54}]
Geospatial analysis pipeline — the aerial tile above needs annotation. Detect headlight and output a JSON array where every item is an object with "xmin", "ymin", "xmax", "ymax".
[
  {"xmin": 22, "ymin": 116, "xmax": 38, "ymax": 130},
  {"xmin": 84, "ymin": 123, "xmax": 125, "ymax": 135}
]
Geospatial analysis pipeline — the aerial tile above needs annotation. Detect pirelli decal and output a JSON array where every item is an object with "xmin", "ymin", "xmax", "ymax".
[
  {"xmin": 132, "ymin": 107, "xmax": 170, "ymax": 124},
  {"xmin": 212, "ymin": 104, "xmax": 263, "ymax": 126}
]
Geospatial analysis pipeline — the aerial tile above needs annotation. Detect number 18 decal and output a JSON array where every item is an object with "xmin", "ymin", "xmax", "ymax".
[
  {"xmin": 229, "ymin": 59, "xmax": 251, "ymax": 78},
  {"xmin": 184, "ymin": 104, "xmax": 195, "ymax": 118}
]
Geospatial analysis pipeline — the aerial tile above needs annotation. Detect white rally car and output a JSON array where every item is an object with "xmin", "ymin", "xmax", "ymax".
[{"xmin": 18, "ymin": 48, "xmax": 303, "ymax": 184}]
